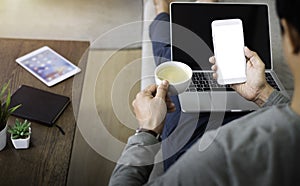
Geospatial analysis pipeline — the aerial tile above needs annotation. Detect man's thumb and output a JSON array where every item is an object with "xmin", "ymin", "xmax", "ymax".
[{"xmin": 155, "ymin": 80, "xmax": 169, "ymax": 99}]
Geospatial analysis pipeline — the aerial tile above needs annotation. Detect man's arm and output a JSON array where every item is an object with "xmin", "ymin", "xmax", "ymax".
[
  {"xmin": 262, "ymin": 90, "xmax": 290, "ymax": 107},
  {"xmin": 109, "ymin": 133, "xmax": 160, "ymax": 186},
  {"xmin": 110, "ymin": 126, "xmax": 230, "ymax": 186},
  {"xmin": 110, "ymin": 81, "xmax": 175, "ymax": 185}
]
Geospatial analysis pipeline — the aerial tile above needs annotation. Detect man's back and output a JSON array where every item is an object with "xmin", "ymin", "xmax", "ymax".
[{"xmin": 151, "ymin": 102, "xmax": 300, "ymax": 185}]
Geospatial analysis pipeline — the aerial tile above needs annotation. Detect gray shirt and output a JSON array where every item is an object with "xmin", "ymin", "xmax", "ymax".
[{"xmin": 109, "ymin": 91, "xmax": 300, "ymax": 186}]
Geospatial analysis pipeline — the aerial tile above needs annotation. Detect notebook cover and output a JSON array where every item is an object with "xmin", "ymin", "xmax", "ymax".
[{"xmin": 9, "ymin": 85, "xmax": 70, "ymax": 126}]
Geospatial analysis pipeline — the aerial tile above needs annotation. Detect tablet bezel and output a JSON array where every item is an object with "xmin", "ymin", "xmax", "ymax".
[{"xmin": 16, "ymin": 46, "xmax": 81, "ymax": 86}]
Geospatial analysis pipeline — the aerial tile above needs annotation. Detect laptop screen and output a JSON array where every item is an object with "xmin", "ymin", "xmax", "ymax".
[{"xmin": 170, "ymin": 3, "xmax": 271, "ymax": 70}]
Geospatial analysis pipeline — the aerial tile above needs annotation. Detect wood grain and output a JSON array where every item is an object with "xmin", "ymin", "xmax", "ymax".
[{"xmin": 0, "ymin": 38, "xmax": 89, "ymax": 186}]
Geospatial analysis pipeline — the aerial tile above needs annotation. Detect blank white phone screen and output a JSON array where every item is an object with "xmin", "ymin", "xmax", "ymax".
[{"xmin": 212, "ymin": 19, "xmax": 246, "ymax": 84}]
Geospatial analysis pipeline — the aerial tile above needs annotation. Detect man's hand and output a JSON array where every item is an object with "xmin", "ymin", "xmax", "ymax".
[
  {"xmin": 209, "ymin": 47, "xmax": 274, "ymax": 107},
  {"xmin": 132, "ymin": 80, "xmax": 176, "ymax": 134}
]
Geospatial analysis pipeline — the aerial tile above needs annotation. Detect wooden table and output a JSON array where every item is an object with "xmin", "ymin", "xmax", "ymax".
[{"xmin": 0, "ymin": 38, "xmax": 89, "ymax": 186}]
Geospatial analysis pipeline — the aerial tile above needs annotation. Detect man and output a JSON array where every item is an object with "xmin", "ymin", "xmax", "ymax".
[{"xmin": 109, "ymin": 0, "xmax": 300, "ymax": 185}]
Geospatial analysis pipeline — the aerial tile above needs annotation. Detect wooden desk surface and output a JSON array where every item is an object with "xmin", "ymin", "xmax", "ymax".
[{"xmin": 0, "ymin": 38, "xmax": 89, "ymax": 186}]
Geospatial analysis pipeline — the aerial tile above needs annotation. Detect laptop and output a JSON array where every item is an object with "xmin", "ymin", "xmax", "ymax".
[{"xmin": 170, "ymin": 2, "xmax": 289, "ymax": 112}]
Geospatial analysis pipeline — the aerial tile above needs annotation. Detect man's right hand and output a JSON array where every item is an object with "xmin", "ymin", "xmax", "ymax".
[
  {"xmin": 132, "ymin": 81, "xmax": 175, "ymax": 134},
  {"xmin": 209, "ymin": 47, "xmax": 274, "ymax": 107}
]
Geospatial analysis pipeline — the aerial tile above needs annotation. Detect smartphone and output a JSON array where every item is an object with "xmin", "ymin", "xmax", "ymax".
[{"xmin": 211, "ymin": 19, "xmax": 246, "ymax": 85}]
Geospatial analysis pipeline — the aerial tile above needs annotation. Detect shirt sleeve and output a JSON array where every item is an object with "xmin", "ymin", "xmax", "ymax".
[
  {"xmin": 109, "ymin": 132, "xmax": 161, "ymax": 186},
  {"xmin": 110, "ymin": 128, "xmax": 230, "ymax": 186},
  {"xmin": 263, "ymin": 90, "xmax": 290, "ymax": 107}
]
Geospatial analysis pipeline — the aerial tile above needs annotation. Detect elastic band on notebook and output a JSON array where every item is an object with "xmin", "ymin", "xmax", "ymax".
[{"xmin": 55, "ymin": 124, "xmax": 65, "ymax": 135}]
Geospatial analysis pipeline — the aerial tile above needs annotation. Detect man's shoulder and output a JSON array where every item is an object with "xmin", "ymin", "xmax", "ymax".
[
  {"xmin": 224, "ymin": 104, "xmax": 299, "ymax": 130},
  {"xmin": 212, "ymin": 104, "xmax": 300, "ymax": 150},
  {"xmin": 195, "ymin": 104, "xmax": 300, "ymax": 185}
]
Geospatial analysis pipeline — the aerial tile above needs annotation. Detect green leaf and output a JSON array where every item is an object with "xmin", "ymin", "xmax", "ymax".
[
  {"xmin": 7, "ymin": 104, "xmax": 21, "ymax": 115},
  {"xmin": 12, "ymin": 134, "xmax": 20, "ymax": 140},
  {"xmin": 5, "ymin": 88, "xmax": 11, "ymax": 113},
  {"xmin": 0, "ymin": 82, "xmax": 9, "ymax": 99},
  {"xmin": 0, "ymin": 82, "xmax": 20, "ymax": 127},
  {"xmin": 8, "ymin": 119, "xmax": 31, "ymax": 139}
]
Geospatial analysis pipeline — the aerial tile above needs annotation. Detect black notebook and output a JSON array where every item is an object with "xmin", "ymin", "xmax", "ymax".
[{"xmin": 9, "ymin": 85, "xmax": 70, "ymax": 126}]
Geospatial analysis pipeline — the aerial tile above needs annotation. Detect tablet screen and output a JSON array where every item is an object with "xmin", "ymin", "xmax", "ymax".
[{"xmin": 16, "ymin": 46, "xmax": 81, "ymax": 86}]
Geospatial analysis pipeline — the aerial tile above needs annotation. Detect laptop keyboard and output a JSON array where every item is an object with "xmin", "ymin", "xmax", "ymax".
[
  {"xmin": 186, "ymin": 72, "xmax": 280, "ymax": 92},
  {"xmin": 265, "ymin": 73, "xmax": 280, "ymax": 91}
]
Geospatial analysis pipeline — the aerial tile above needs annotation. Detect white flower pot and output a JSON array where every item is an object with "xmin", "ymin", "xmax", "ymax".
[
  {"xmin": 11, "ymin": 127, "xmax": 31, "ymax": 149},
  {"xmin": 0, "ymin": 125, "xmax": 7, "ymax": 151}
]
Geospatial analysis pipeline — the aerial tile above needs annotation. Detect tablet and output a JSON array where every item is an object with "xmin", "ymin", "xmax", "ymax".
[{"xmin": 16, "ymin": 46, "xmax": 81, "ymax": 86}]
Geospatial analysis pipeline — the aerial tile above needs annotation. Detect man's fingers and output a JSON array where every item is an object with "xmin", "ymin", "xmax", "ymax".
[
  {"xmin": 244, "ymin": 47, "xmax": 265, "ymax": 70},
  {"xmin": 209, "ymin": 56, "xmax": 217, "ymax": 80},
  {"xmin": 211, "ymin": 64, "xmax": 217, "ymax": 71},
  {"xmin": 245, "ymin": 47, "xmax": 260, "ymax": 65},
  {"xmin": 209, "ymin": 56, "xmax": 215, "ymax": 64},
  {"xmin": 155, "ymin": 80, "xmax": 169, "ymax": 99},
  {"xmin": 244, "ymin": 46, "xmax": 259, "ymax": 62},
  {"xmin": 212, "ymin": 72, "xmax": 217, "ymax": 80},
  {"xmin": 143, "ymin": 84, "xmax": 157, "ymax": 96},
  {"xmin": 166, "ymin": 96, "xmax": 176, "ymax": 112},
  {"xmin": 244, "ymin": 46, "xmax": 254, "ymax": 58}
]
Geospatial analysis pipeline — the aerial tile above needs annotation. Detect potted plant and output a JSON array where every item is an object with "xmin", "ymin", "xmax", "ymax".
[
  {"xmin": 0, "ymin": 82, "xmax": 21, "ymax": 151},
  {"xmin": 8, "ymin": 119, "xmax": 31, "ymax": 149}
]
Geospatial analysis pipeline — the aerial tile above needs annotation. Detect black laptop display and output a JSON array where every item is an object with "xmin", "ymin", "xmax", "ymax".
[{"xmin": 171, "ymin": 3, "xmax": 271, "ymax": 70}]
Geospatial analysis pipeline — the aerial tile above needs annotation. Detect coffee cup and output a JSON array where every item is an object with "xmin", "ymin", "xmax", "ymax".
[{"xmin": 154, "ymin": 61, "xmax": 192, "ymax": 96}]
